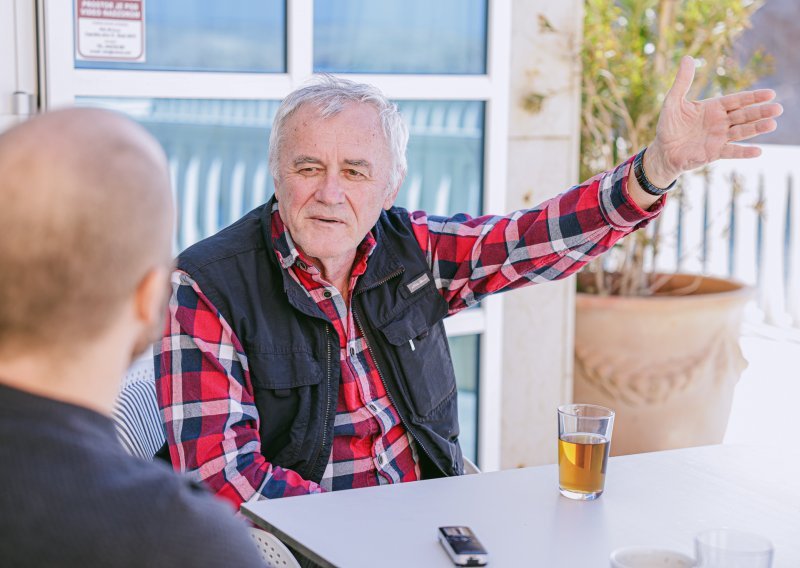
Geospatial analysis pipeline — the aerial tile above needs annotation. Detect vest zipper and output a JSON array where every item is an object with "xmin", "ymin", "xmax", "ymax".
[
  {"xmin": 352, "ymin": 304, "xmax": 442, "ymax": 477},
  {"xmin": 313, "ymin": 324, "xmax": 333, "ymax": 477},
  {"xmin": 313, "ymin": 267, "xmax": 408, "ymax": 479}
]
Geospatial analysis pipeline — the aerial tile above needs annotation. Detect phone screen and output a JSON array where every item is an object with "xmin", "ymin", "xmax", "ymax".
[{"xmin": 441, "ymin": 527, "xmax": 487, "ymax": 555}]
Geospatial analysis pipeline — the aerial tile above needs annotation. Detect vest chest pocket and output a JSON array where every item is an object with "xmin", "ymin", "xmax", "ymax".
[
  {"xmin": 246, "ymin": 351, "xmax": 325, "ymax": 465},
  {"xmin": 377, "ymin": 309, "xmax": 457, "ymax": 420}
]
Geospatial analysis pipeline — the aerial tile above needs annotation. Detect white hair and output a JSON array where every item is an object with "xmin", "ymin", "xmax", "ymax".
[{"xmin": 268, "ymin": 75, "xmax": 409, "ymax": 189}]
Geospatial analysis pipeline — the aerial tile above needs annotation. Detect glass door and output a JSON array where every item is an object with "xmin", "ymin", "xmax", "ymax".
[{"xmin": 39, "ymin": 0, "xmax": 510, "ymax": 469}]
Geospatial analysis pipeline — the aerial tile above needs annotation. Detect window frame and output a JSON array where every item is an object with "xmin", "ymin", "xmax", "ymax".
[
  {"xmin": 40, "ymin": 0, "xmax": 510, "ymax": 471},
  {"xmin": 0, "ymin": 0, "xmax": 38, "ymax": 131}
]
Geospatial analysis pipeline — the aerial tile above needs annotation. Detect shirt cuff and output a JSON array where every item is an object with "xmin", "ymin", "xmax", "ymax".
[{"xmin": 598, "ymin": 154, "xmax": 666, "ymax": 231}]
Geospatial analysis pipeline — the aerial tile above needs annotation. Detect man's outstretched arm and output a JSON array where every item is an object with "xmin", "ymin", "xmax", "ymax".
[
  {"xmin": 410, "ymin": 155, "xmax": 658, "ymax": 313},
  {"xmin": 411, "ymin": 56, "xmax": 781, "ymax": 313}
]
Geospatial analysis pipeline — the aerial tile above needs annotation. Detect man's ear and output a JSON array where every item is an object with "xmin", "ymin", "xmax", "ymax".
[
  {"xmin": 129, "ymin": 266, "xmax": 171, "ymax": 362},
  {"xmin": 133, "ymin": 266, "xmax": 171, "ymax": 329},
  {"xmin": 383, "ymin": 171, "xmax": 406, "ymax": 210}
]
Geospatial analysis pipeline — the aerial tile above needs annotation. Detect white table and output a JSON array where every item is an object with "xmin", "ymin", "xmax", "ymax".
[{"xmin": 242, "ymin": 445, "xmax": 800, "ymax": 567}]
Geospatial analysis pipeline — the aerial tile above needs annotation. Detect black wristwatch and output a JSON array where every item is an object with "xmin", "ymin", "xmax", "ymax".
[{"xmin": 633, "ymin": 148, "xmax": 677, "ymax": 196}]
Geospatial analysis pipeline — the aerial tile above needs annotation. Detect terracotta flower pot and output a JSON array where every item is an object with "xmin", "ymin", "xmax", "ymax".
[{"xmin": 573, "ymin": 274, "xmax": 753, "ymax": 456}]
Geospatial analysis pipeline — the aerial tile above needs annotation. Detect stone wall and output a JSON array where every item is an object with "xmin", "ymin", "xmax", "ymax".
[{"xmin": 500, "ymin": 0, "xmax": 583, "ymax": 468}]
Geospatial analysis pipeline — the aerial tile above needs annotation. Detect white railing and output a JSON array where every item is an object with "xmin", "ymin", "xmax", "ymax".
[{"xmin": 653, "ymin": 144, "xmax": 800, "ymax": 328}]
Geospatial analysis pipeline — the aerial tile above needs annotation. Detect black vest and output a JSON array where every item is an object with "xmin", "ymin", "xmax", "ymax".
[{"xmin": 175, "ymin": 198, "xmax": 464, "ymax": 482}]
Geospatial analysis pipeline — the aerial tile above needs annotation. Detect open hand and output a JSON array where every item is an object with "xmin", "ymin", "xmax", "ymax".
[{"xmin": 645, "ymin": 55, "xmax": 783, "ymax": 187}]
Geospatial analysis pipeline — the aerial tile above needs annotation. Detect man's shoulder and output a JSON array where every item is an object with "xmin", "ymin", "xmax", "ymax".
[
  {"xmin": 179, "ymin": 202, "xmax": 271, "ymax": 273},
  {"xmin": 383, "ymin": 205, "xmax": 411, "ymax": 221},
  {"xmin": 0, "ymin": 448, "xmax": 262, "ymax": 567},
  {"xmin": 379, "ymin": 205, "xmax": 416, "ymax": 235}
]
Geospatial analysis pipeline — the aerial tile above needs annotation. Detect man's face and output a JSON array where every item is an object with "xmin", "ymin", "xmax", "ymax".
[{"xmin": 274, "ymin": 102, "xmax": 399, "ymax": 268}]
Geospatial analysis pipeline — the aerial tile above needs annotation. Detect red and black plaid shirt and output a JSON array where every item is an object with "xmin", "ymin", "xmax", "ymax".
[{"xmin": 155, "ymin": 156, "xmax": 662, "ymax": 507}]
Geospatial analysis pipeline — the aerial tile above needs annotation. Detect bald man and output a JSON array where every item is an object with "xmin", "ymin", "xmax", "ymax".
[{"xmin": 0, "ymin": 109, "xmax": 262, "ymax": 567}]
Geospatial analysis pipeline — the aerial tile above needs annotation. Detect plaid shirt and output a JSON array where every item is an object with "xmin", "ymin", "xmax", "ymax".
[{"xmin": 155, "ymin": 156, "xmax": 662, "ymax": 507}]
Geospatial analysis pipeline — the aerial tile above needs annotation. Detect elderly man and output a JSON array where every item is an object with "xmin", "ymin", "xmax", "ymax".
[
  {"xmin": 0, "ymin": 109, "xmax": 262, "ymax": 567},
  {"xmin": 155, "ymin": 58, "xmax": 781, "ymax": 506}
]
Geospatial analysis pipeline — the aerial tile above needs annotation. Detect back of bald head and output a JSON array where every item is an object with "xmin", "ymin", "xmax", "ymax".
[{"xmin": 0, "ymin": 108, "xmax": 174, "ymax": 356}]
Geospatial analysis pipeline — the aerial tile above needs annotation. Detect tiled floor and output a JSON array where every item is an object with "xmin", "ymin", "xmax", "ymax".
[{"xmin": 724, "ymin": 323, "xmax": 800, "ymax": 445}]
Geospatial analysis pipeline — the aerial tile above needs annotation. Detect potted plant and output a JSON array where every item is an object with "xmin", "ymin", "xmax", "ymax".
[{"xmin": 574, "ymin": 0, "xmax": 772, "ymax": 455}]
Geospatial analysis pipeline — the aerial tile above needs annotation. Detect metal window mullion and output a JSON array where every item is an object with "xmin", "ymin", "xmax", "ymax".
[
  {"xmin": 40, "ymin": 0, "xmax": 75, "ymax": 107},
  {"xmin": 69, "ymin": 69, "xmax": 292, "ymax": 100},
  {"xmin": 475, "ymin": 0, "xmax": 511, "ymax": 473},
  {"xmin": 337, "ymin": 75, "xmax": 494, "ymax": 101},
  {"xmin": 443, "ymin": 309, "xmax": 486, "ymax": 337},
  {"xmin": 13, "ymin": 0, "xmax": 38, "ymax": 109},
  {"xmin": 287, "ymin": 0, "xmax": 313, "ymax": 87}
]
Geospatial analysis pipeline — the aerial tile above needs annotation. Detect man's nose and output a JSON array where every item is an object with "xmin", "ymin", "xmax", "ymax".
[{"xmin": 315, "ymin": 170, "xmax": 345, "ymax": 204}]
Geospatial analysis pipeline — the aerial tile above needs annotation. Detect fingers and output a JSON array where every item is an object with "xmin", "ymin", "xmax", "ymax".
[
  {"xmin": 720, "ymin": 144, "xmax": 762, "ymax": 160},
  {"xmin": 724, "ymin": 97, "xmax": 781, "ymax": 144},
  {"xmin": 665, "ymin": 55, "xmax": 696, "ymax": 105},
  {"xmin": 727, "ymin": 102, "xmax": 783, "ymax": 126},
  {"xmin": 728, "ymin": 118, "xmax": 778, "ymax": 142},
  {"xmin": 718, "ymin": 89, "xmax": 776, "ymax": 112}
]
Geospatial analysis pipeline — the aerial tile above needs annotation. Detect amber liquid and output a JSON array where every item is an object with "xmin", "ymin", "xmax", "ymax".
[{"xmin": 558, "ymin": 433, "xmax": 610, "ymax": 495}]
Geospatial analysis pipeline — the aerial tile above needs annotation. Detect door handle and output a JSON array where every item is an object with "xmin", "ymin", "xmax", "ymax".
[{"xmin": 12, "ymin": 91, "xmax": 36, "ymax": 117}]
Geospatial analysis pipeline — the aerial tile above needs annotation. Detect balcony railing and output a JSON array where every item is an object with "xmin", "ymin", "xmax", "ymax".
[{"xmin": 653, "ymin": 144, "xmax": 800, "ymax": 328}]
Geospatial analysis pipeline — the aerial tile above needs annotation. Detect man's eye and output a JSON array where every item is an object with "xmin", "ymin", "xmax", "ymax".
[{"xmin": 346, "ymin": 169, "xmax": 365, "ymax": 177}]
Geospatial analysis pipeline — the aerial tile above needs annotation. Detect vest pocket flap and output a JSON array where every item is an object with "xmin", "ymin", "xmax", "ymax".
[
  {"xmin": 248, "ymin": 353, "xmax": 324, "ymax": 390},
  {"xmin": 378, "ymin": 309, "xmax": 434, "ymax": 346}
]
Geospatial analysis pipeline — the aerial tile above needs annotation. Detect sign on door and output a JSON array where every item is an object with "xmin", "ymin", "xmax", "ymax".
[{"xmin": 75, "ymin": 0, "xmax": 145, "ymax": 62}]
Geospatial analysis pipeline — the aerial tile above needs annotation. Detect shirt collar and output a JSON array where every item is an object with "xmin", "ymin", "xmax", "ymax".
[{"xmin": 270, "ymin": 200, "xmax": 378, "ymax": 275}]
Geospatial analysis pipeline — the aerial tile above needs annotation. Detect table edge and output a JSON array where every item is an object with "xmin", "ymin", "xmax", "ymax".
[{"xmin": 241, "ymin": 503, "xmax": 338, "ymax": 568}]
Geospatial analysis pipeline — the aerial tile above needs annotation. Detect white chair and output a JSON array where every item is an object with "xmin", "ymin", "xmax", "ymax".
[
  {"xmin": 463, "ymin": 457, "xmax": 481, "ymax": 475},
  {"xmin": 248, "ymin": 528, "xmax": 301, "ymax": 568}
]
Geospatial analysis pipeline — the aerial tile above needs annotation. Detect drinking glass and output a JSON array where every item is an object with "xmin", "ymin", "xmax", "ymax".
[
  {"xmin": 557, "ymin": 403, "xmax": 614, "ymax": 500},
  {"xmin": 695, "ymin": 529, "xmax": 773, "ymax": 567}
]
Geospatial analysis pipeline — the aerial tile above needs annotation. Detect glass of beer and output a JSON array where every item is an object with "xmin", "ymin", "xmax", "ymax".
[{"xmin": 557, "ymin": 403, "xmax": 614, "ymax": 500}]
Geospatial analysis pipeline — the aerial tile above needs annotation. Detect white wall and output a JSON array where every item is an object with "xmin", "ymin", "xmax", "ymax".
[{"xmin": 500, "ymin": 0, "xmax": 583, "ymax": 468}]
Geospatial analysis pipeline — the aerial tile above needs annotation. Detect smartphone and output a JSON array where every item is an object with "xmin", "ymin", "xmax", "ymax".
[{"xmin": 438, "ymin": 526, "xmax": 489, "ymax": 566}]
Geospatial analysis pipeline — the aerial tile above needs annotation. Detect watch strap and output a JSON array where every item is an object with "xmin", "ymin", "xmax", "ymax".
[{"xmin": 633, "ymin": 148, "xmax": 676, "ymax": 196}]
